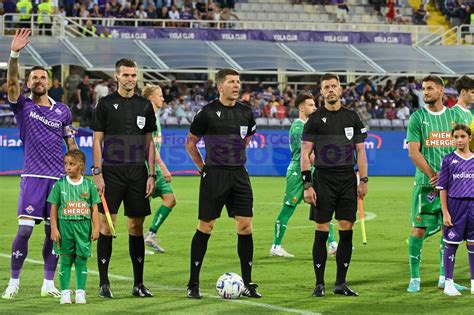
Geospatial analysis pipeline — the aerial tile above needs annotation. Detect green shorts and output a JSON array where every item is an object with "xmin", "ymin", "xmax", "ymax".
[
  {"xmin": 283, "ymin": 168, "xmax": 304, "ymax": 207},
  {"xmin": 152, "ymin": 170, "xmax": 174, "ymax": 198},
  {"xmin": 410, "ymin": 184, "xmax": 442, "ymax": 228},
  {"xmin": 54, "ymin": 219, "xmax": 92, "ymax": 258}
]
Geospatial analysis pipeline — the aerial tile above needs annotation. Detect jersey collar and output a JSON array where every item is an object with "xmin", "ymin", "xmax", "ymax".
[
  {"xmin": 66, "ymin": 176, "xmax": 84, "ymax": 185},
  {"xmin": 28, "ymin": 94, "xmax": 57, "ymax": 110},
  {"xmin": 424, "ymin": 106, "xmax": 446, "ymax": 116},
  {"xmin": 453, "ymin": 103, "xmax": 471, "ymax": 113},
  {"xmin": 454, "ymin": 151, "xmax": 474, "ymax": 161}
]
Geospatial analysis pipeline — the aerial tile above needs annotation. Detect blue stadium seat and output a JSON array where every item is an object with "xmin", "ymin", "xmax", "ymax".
[
  {"xmin": 392, "ymin": 119, "xmax": 404, "ymax": 129},
  {"xmin": 255, "ymin": 117, "xmax": 268, "ymax": 127},
  {"xmin": 380, "ymin": 119, "xmax": 392, "ymax": 129},
  {"xmin": 368, "ymin": 119, "xmax": 381, "ymax": 128}
]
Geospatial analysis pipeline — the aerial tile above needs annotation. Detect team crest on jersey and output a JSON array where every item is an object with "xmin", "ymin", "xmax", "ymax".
[
  {"xmin": 81, "ymin": 191, "xmax": 89, "ymax": 199},
  {"xmin": 113, "ymin": 103, "xmax": 119, "ymax": 110},
  {"xmin": 240, "ymin": 126, "xmax": 248, "ymax": 139},
  {"xmin": 344, "ymin": 127, "xmax": 354, "ymax": 140},
  {"xmin": 322, "ymin": 117, "xmax": 327, "ymax": 123},
  {"xmin": 216, "ymin": 111, "xmax": 221, "ymax": 118},
  {"xmin": 137, "ymin": 116, "xmax": 146, "ymax": 129},
  {"xmin": 55, "ymin": 108, "xmax": 62, "ymax": 115}
]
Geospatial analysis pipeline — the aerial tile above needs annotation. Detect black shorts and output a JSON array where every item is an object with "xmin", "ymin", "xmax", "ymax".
[
  {"xmin": 100, "ymin": 164, "xmax": 151, "ymax": 217},
  {"xmin": 309, "ymin": 168, "xmax": 357, "ymax": 223},
  {"xmin": 198, "ymin": 165, "xmax": 253, "ymax": 221}
]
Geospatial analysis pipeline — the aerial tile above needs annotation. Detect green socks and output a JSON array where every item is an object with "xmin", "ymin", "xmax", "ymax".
[
  {"xmin": 59, "ymin": 255, "xmax": 73, "ymax": 290},
  {"xmin": 409, "ymin": 235, "xmax": 424, "ymax": 279},
  {"xmin": 273, "ymin": 204, "xmax": 296, "ymax": 246},
  {"xmin": 328, "ymin": 222, "xmax": 336, "ymax": 244},
  {"xmin": 439, "ymin": 237, "xmax": 445, "ymax": 277},
  {"xmin": 75, "ymin": 256, "xmax": 88, "ymax": 290},
  {"xmin": 149, "ymin": 205, "xmax": 172, "ymax": 234}
]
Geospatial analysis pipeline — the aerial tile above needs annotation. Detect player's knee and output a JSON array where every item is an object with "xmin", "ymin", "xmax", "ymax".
[
  {"xmin": 198, "ymin": 220, "xmax": 214, "ymax": 234},
  {"xmin": 17, "ymin": 222, "xmax": 34, "ymax": 239},
  {"xmin": 412, "ymin": 227, "xmax": 426, "ymax": 238},
  {"xmin": 163, "ymin": 195, "xmax": 176, "ymax": 208},
  {"xmin": 100, "ymin": 224, "xmax": 112, "ymax": 236},
  {"xmin": 236, "ymin": 219, "xmax": 252, "ymax": 235}
]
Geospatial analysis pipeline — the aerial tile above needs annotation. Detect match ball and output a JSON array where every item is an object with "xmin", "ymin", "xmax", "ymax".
[{"xmin": 216, "ymin": 272, "xmax": 244, "ymax": 299}]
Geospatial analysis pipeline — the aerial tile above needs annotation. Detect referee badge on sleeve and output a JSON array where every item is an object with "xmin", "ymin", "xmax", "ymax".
[
  {"xmin": 240, "ymin": 126, "xmax": 248, "ymax": 139},
  {"xmin": 137, "ymin": 116, "xmax": 146, "ymax": 129},
  {"xmin": 344, "ymin": 127, "xmax": 354, "ymax": 140}
]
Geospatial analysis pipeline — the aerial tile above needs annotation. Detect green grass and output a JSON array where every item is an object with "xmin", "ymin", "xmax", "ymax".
[{"xmin": 0, "ymin": 176, "xmax": 473, "ymax": 314}]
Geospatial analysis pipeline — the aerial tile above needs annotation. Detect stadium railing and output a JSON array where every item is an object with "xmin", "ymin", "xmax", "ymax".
[{"xmin": 0, "ymin": 14, "xmax": 446, "ymax": 45}]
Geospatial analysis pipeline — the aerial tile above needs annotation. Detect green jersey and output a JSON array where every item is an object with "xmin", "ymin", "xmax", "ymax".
[
  {"xmin": 47, "ymin": 176, "xmax": 101, "ymax": 220},
  {"xmin": 288, "ymin": 119, "xmax": 305, "ymax": 170},
  {"xmin": 406, "ymin": 106, "xmax": 463, "ymax": 185},
  {"xmin": 451, "ymin": 104, "xmax": 473, "ymax": 125},
  {"xmin": 152, "ymin": 111, "xmax": 163, "ymax": 174}
]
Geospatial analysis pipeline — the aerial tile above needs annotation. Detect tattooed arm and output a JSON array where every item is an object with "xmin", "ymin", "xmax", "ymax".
[{"xmin": 8, "ymin": 29, "xmax": 31, "ymax": 103}]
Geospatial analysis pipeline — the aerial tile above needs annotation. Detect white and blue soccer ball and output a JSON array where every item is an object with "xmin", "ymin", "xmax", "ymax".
[{"xmin": 216, "ymin": 272, "xmax": 244, "ymax": 299}]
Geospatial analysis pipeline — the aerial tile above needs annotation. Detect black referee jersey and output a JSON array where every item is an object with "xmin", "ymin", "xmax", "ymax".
[
  {"xmin": 302, "ymin": 106, "xmax": 367, "ymax": 170},
  {"xmin": 91, "ymin": 91, "xmax": 157, "ymax": 164},
  {"xmin": 190, "ymin": 99, "xmax": 256, "ymax": 166}
]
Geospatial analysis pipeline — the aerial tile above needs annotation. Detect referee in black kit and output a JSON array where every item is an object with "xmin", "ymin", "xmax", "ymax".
[
  {"xmin": 301, "ymin": 73, "xmax": 368, "ymax": 297},
  {"xmin": 185, "ymin": 69, "xmax": 262, "ymax": 299},
  {"xmin": 91, "ymin": 58, "xmax": 156, "ymax": 298}
]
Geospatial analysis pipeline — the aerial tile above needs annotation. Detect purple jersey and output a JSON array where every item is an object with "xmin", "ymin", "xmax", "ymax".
[
  {"xmin": 436, "ymin": 151, "xmax": 474, "ymax": 198},
  {"xmin": 10, "ymin": 95, "xmax": 73, "ymax": 178}
]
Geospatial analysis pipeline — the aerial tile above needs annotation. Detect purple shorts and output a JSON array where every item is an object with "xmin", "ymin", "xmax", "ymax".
[
  {"xmin": 18, "ymin": 176, "xmax": 57, "ymax": 222},
  {"xmin": 443, "ymin": 197, "xmax": 474, "ymax": 244}
]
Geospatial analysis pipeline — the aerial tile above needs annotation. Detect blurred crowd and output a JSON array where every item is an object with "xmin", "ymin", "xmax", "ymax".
[{"xmin": 0, "ymin": 74, "xmax": 466, "ymax": 129}]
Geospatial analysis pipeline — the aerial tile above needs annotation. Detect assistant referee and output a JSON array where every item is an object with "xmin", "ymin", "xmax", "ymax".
[
  {"xmin": 91, "ymin": 58, "xmax": 156, "ymax": 298},
  {"xmin": 185, "ymin": 68, "xmax": 261, "ymax": 299},
  {"xmin": 301, "ymin": 73, "xmax": 368, "ymax": 297}
]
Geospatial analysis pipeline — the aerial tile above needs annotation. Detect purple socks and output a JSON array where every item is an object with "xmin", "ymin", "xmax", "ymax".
[
  {"xmin": 468, "ymin": 244, "xmax": 474, "ymax": 280},
  {"xmin": 10, "ymin": 225, "xmax": 33, "ymax": 279},
  {"xmin": 443, "ymin": 243, "xmax": 458, "ymax": 280},
  {"xmin": 43, "ymin": 224, "xmax": 58, "ymax": 281}
]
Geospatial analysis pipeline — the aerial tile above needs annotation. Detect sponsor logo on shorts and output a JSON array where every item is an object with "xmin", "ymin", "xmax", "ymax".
[{"xmin": 25, "ymin": 205, "xmax": 35, "ymax": 214}]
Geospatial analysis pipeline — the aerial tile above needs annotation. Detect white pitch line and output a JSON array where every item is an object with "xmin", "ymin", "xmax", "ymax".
[{"xmin": 0, "ymin": 253, "xmax": 320, "ymax": 315}]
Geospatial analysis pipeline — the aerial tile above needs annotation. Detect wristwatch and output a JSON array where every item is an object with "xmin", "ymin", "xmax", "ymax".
[
  {"xmin": 303, "ymin": 182, "xmax": 313, "ymax": 190},
  {"xmin": 91, "ymin": 167, "xmax": 102, "ymax": 175},
  {"xmin": 360, "ymin": 177, "xmax": 369, "ymax": 183},
  {"xmin": 148, "ymin": 173, "xmax": 157, "ymax": 179}
]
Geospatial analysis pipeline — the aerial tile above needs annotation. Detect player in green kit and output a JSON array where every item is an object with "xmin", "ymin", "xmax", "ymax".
[
  {"xmin": 452, "ymin": 75, "xmax": 473, "ymax": 125},
  {"xmin": 49, "ymin": 149, "xmax": 100, "ymax": 304},
  {"xmin": 142, "ymin": 85, "xmax": 176, "ymax": 253},
  {"xmin": 270, "ymin": 93, "xmax": 338, "ymax": 258},
  {"xmin": 406, "ymin": 75, "xmax": 466, "ymax": 293}
]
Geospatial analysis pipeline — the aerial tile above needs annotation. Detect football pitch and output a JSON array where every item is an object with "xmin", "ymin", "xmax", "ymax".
[{"xmin": 0, "ymin": 176, "xmax": 473, "ymax": 314}]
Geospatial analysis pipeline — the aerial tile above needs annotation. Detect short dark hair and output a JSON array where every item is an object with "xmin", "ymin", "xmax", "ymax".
[
  {"xmin": 64, "ymin": 149, "xmax": 86, "ymax": 164},
  {"xmin": 295, "ymin": 93, "xmax": 313, "ymax": 107},
  {"xmin": 421, "ymin": 74, "xmax": 444, "ymax": 87},
  {"xmin": 320, "ymin": 73, "xmax": 340, "ymax": 84},
  {"xmin": 115, "ymin": 58, "xmax": 137, "ymax": 73},
  {"xmin": 216, "ymin": 68, "xmax": 239, "ymax": 85},
  {"xmin": 454, "ymin": 75, "xmax": 474, "ymax": 94},
  {"xmin": 451, "ymin": 123, "xmax": 472, "ymax": 137},
  {"xmin": 30, "ymin": 66, "xmax": 48, "ymax": 73}
]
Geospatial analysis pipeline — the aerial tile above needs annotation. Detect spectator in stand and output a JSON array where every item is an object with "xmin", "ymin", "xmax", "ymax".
[
  {"xmin": 386, "ymin": 0, "xmax": 395, "ymax": 23},
  {"xmin": 413, "ymin": 5, "xmax": 428, "ymax": 25},
  {"xmin": 287, "ymin": 98, "xmax": 299, "ymax": 118},
  {"xmin": 251, "ymin": 98, "xmax": 263, "ymax": 118},
  {"xmin": 220, "ymin": 7, "xmax": 239, "ymax": 27},
  {"xmin": 196, "ymin": 0, "xmax": 208, "ymax": 19},
  {"xmin": 49, "ymin": 79, "xmax": 65, "ymax": 103},
  {"xmin": 336, "ymin": 0, "xmax": 349, "ymax": 23},
  {"xmin": 372, "ymin": 0, "xmax": 383, "ymax": 16},
  {"xmin": 90, "ymin": 4, "xmax": 103, "ymax": 19},
  {"xmin": 343, "ymin": 82, "xmax": 359, "ymax": 103},
  {"xmin": 371, "ymin": 101, "xmax": 385, "ymax": 118},
  {"xmin": 168, "ymin": 4, "xmax": 180, "ymax": 25},
  {"xmin": 136, "ymin": 4, "xmax": 147, "ymax": 25},
  {"xmin": 93, "ymin": 79, "xmax": 109, "ymax": 104},
  {"xmin": 121, "ymin": 2, "xmax": 137, "ymax": 25},
  {"xmin": 147, "ymin": 1, "xmax": 158, "ymax": 21},
  {"xmin": 109, "ymin": 0, "xmax": 121, "ymax": 18},
  {"xmin": 397, "ymin": 102, "xmax": 411, "ymax": 120},
  {"xmin": 83, "ymin": 19, "xmax": 97, "ymax": 36},
  {"xmin": 181, "ymin": 6, "xmax": 194, "ymax": 22},
  {"xmin": 276, "ymin": 98, "xmax": 288, "ymax": 119},
  {"xmin": 174, "ymin": 97, "xmax": 189, "ymax": 119},
  {"xmin": 0, "ymin": 81, "xmax": 9, "ymax": 104},
  {"xmin": 394, "ymin": 9, "xmax": 412, "ymax": 24},
  {"xmin": 79, "ymin": 4, "xmax": 90, "ymax": 19},
  {"xmin": 100, "ymin": 28, "xmax": 113, "ymax": 37},
  {"xmin": 385, "ymin": 102, "xmax": 397, "ymax": 120},
  {"xmin": 355, "ymin": 101, "xmax": 371, "ymax": 127}
]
